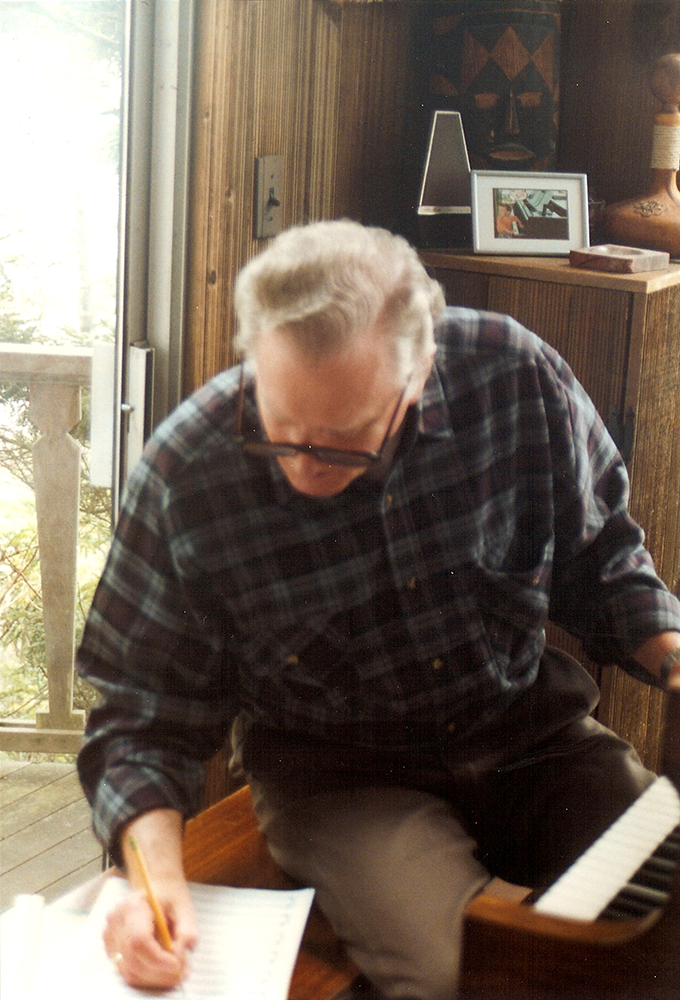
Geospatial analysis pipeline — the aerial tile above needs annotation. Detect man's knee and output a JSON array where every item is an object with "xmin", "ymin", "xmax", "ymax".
[{"xmin": 250, "ymin": 783, "xmax": 489, "ymax": 1000}]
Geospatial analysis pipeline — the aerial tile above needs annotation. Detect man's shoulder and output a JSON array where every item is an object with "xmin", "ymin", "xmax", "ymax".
[
  {"xmin": 133, "ymin": 367, "xmax": 241, "ymax": 486},
  {"xmin": 436, "ymin": 306, "xmax": 571, "ymax": 382},
  {"xmin": 436, "ymin": 306, "xmax": 547, "ymax": 360}
]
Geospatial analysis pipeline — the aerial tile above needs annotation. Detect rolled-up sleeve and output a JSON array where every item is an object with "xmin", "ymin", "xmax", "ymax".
[{"xmin": 543, "ymin": 351, "xmax": 678, "ymax": 672}]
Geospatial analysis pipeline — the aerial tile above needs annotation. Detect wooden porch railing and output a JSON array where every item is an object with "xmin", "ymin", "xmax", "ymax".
[{"xmin": 0, "ymin": 344, "xmax": 94, "ymax": 754}]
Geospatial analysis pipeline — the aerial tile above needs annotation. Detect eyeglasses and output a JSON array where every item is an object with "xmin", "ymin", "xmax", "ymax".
[{"xmin": 235, "ymin": 363, "xmax": 409, "ymax": 468}]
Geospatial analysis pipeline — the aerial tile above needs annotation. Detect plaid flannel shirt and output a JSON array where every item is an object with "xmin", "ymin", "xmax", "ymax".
[{"xmin": 77, "ymin": 307, "xmax": 680, "ymax": 856}]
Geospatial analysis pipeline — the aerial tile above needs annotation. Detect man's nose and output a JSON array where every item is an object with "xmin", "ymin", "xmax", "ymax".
[
  {"xmin": 502, "ymin": 90, "xmax": 521, "ymax": 136},
  {"xmin": 290, "ymin": 451, "xmax": 332, "ymax": 474}
]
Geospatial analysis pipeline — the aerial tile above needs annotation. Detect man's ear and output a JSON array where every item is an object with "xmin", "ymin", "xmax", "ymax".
[{"xmin": 407, "ymin": 345, "xmax": 436, "ymax": 404}]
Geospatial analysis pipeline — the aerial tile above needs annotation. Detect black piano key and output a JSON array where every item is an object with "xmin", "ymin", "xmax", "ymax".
[
  {"xmin": 632, "ymin": 857, "xmax": 675, "ymax": 890},
  {"xmin": 601, "ymin": 899, "xmax": 651, "ymax": 920},
  {"xmin": 616, "ymin": 882, "xmax": 669, "ymax": 908},
  {"xmin": 598, "ymin": 823, "xmax": 680, "ymax": 922}
]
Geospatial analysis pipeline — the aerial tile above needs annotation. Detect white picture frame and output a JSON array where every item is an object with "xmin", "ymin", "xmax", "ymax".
[{"xmin": 471, "ymin": 171, "xmax": 589, "ymax": 255}]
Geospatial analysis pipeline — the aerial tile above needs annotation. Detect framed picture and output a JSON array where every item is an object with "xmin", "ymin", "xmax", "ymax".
[{"xmin": 471, "ymin": 171, "xmax": 589, "ymax": 255}]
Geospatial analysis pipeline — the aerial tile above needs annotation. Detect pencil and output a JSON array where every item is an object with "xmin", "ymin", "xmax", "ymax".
[{"xmin": 127, "ymin": 835, "xmax": 175, "ymax": 952}]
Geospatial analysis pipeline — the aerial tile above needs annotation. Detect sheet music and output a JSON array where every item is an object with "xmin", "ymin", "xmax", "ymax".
[{"xmin": 3, "ymin": 878, "xmax": 314, "ymax": 1000}]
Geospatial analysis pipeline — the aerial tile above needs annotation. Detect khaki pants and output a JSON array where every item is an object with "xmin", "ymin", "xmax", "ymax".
[{"xmin": 235, "ymin": 650, "xmax": 655, "ymax": 999}]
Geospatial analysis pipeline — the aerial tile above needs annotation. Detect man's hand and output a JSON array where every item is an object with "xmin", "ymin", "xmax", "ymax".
[
  {"xmin": 632, "ymin": 631, "xmax": 680, "ymax": 689},
  {"xmin": 104, "ymin": 809, "xmax": 199, "ymax": 989}
]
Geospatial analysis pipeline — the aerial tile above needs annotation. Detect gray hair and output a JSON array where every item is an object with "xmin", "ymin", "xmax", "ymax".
[{"xmin": 233, "ymin": 219, "xmax": 445, "ymax": 380}]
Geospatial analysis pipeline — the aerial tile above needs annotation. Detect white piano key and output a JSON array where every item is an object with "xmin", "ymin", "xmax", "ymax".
[{"xmin": 534, "ymin": 776, "xmax": 680, "ymax": 921}]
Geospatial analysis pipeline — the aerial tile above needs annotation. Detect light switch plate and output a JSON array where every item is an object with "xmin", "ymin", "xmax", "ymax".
[{"xmin": 254, "ymin": 155, "xmax": 283, "ymax": 238}]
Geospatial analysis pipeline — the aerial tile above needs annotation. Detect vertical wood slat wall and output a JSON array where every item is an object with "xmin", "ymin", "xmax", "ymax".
[
  {"xmin": 559, "ymin": 0, "xmax": 680, "ymax": 210},
  {"xmin": 184, "ymin": 0, "xmax": 414, "ymax": 396},
  {"xmin": 599, "ymin": 285, "xmax": 680, "ymax": 770}
]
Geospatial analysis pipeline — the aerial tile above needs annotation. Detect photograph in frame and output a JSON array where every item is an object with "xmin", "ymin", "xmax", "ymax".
[{"xmin": 471, "ymin": 171, "xmax": 589, "ymax": 255}]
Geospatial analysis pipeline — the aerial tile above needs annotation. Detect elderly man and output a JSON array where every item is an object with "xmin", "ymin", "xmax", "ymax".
[{"xmin": 77, "ymin": 220, "xmax": 680, "ymax": 1000}]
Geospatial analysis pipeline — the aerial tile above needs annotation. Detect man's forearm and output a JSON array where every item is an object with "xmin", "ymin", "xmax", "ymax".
[{"xmin": 120, "ymin": 808, "xmax": 186, "ymax": 887}]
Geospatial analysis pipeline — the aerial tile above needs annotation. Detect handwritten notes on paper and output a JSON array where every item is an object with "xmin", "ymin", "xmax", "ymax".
[{"xmin": 4, "ymin": 878, "xmax": 314, "ymax": 1000}]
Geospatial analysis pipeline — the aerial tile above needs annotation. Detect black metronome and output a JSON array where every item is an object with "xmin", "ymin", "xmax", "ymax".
[{"xmin": 417, "ymin": 110, "xmax": 473, "ymax": 249}]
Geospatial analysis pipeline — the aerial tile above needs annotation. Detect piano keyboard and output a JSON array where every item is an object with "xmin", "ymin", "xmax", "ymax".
[{"xmin": 534, "ymin": 776, "xmax": 680, "ymax": 922}]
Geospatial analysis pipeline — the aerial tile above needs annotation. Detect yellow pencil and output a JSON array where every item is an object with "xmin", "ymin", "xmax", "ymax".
[{"xmin": 127, "ymin": 835, "xmax": 175, "ymax": 952}]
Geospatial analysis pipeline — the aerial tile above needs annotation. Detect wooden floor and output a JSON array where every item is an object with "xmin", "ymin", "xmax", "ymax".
[{"xmin": 0, "ymin": 758, "xmax": 103, "ymax": 913}]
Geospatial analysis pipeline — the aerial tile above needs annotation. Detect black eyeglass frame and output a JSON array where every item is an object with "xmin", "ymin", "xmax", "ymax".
[{"xmin": 234, "ymin": 363, "xmax": 410, "ymax": 468}]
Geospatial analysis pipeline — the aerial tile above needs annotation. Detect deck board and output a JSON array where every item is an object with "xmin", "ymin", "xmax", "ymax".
[
  {"xmin": 0, "ymin": 759, "xmax": 102, "ymax": 911},
  {"xmin": 2, "ymin": 768, "xmax": 90, "ymax": 835}
]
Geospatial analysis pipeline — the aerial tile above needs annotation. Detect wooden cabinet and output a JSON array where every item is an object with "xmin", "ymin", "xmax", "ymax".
[{"xmin": 421, "ymin": 251, "xmax": 680, "ymax": 770}]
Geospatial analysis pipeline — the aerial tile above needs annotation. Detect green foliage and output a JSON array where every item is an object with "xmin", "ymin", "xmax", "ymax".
[{"xmin": 1, "ymin": 521, "xmax": 46, "ymax": 718}]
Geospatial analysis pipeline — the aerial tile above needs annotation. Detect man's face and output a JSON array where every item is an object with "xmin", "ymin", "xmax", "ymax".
[{"xmin": 251, "ymin": 327, "xmax": 427, "ymax": 498}]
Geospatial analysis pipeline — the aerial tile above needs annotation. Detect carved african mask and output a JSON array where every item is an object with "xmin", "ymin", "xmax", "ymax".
[{"xmin": 429, "ymin": 2, "xmax": 561, "ymax": 172}]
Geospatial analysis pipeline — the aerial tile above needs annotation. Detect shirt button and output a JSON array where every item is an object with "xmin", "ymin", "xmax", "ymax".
[
  {"xmin": 447, "ymin": 721, "xmax": 456, "ymax": 733},
  {"xmin": 432, "ymin": 657, "xmax": 444, "ymax": 671},
  {"xmin": 385, "ymin": 494, "xmax": 393, "ymax": 509},
  {"xmin": 407, "ymin": 576, "xmax": 417, "ymax": 590},
  {"xmin": 284, "ymin": 654, "xmax": 299, "ymax": 666}
]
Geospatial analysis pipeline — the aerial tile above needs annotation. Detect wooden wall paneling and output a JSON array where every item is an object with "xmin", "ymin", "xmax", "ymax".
[
  {"xmin": 625, "ymin": 286, "xmax": 680, "ymax": 589},
  {"xmin": 185, "ymin": 0, "xmax": 257, "ymax": 390},
  {"xmin": 185, "ymin": 0, "xmax": 418, "ymax": 396},
  {"xmin": 559, "ymin": 0, "xmax": 680, "ymax": 212},
  {"xmin": 334, "ymin": 3, "xmax": 414, "ymax": 230},
  {"xmin": 598, "ymin": 282, "xmax": 680, "ymax": 772},
  {"xmin": 600, "ymin": 666, "xmax": 666, "ymax": 774},
  {"xmin": 305, "ymin": 1, "xmax": 342, "ymax": 225},
  {"xmin": 432, "ymin": 269, "xmax": 490, "ymax": 313},
  {"xmin": 596, "ymin": 264, "xmax": 680, "ymax": 773},
  {"xmin": 204, "ymin": 3, "xmax": 248, "ymax": 381},
  {"xmin": 186, "ymin": 1, "xmax": 320, "ymax": 392},
  {"xmin": 184, "ymin": 0, "xmax": 220, "ymax": 395},
  {"xmin": 562, "ymin": 285, "xmax": 632, "ymax": 421},
  {"xmin": 333, "ymin": 7, "xmax": 374, "ymax": 221}
]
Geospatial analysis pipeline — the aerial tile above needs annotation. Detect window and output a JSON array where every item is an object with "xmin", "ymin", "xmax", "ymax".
[{"xmin": 0, "ymin": 1, "xmax": 125, "ymax": 742}]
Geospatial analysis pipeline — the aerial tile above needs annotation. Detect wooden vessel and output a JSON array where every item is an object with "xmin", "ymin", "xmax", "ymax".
[{"xmin": 603, "ymin": 54, "xmax": 680, "ymax": 256}]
